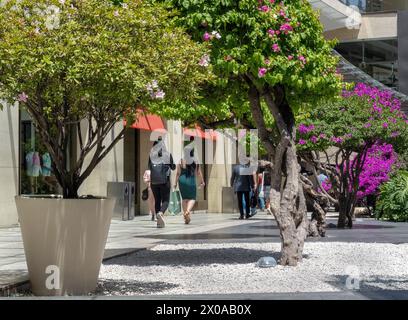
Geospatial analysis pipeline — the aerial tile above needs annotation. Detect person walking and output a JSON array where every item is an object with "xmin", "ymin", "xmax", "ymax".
[
  {"xmin": 257, "ymin": 169, "xmax": 266, "ymax": 211},
  {"xmin": 262, "ymin": 168, "xmax": 272, "ymax": 215},
  {"xmin": 143, "ymin": 169, "xmax": 156, "ymax": 221},
  {"xmin": 174, "ymin": 148, "xmax": 205, "ymax": 224},
  {"xmin": 231, "ymin": 161, "xmax": 257, "ymax": 219},
  {"xmin": 148, "ymin": 137, "xmax": 176, "ymax": 228}
]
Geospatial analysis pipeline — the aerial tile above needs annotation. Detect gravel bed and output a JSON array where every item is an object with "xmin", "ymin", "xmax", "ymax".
[{"xmin": 96, "ymin": 242, "xmax": 408, "ymax": 296}]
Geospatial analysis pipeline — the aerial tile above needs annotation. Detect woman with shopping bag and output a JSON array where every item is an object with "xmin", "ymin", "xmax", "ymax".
[{"xmin": 174, "ymin": 148, "xmax": 205, "ymax": 224}]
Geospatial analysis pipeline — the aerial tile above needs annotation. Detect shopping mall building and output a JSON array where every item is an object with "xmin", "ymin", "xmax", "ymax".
[{"xmin": 1, "ymin": 0, "xmax": 408, "ymax": 227}]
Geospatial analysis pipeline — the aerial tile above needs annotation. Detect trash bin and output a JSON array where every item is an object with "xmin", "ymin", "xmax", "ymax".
[{"xmin": 107, "ymin": 181, "xmax": 135, "ymax": 220}]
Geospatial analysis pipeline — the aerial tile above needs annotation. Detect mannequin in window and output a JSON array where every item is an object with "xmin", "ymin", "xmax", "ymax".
[{"xmin": 26, "ymin": 150, "xmax": 42, "ymax": 193}]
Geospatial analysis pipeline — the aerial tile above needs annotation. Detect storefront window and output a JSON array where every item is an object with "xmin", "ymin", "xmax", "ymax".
[
  {"xmin": 19, "ymin": 109, "xmax": 61, "ymax": 195},
  {"xmin": 336, "ymin": 39, "xmax": 399, "ymax": 90}
]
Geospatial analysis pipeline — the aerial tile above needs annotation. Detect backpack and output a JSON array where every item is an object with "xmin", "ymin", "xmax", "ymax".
[{"xmin": 149, "ymin": 162, "xmax": 170, "ymax": 185}]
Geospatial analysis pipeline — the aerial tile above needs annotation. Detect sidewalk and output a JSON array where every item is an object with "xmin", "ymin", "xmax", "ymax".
[{"xmin": 0, "ymin": 212, "xmax": 261, "ymax": 294}]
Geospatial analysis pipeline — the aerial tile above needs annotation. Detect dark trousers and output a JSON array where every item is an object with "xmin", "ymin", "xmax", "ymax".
[
  {"xmin": 237, "ymin": 191, "xmax": 250, "ymax": 217},
  {"xmin": 151, "ymin": 182, "xmax": 171, "ymax": 214}
]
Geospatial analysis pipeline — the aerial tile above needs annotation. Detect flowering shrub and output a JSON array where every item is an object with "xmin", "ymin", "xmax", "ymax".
[
  {"xmin": 297, "ymin": 83, "xmax": 408, "ymax": 151},
  {"xmin": 297, "ymin": 83, "xmax": 408, "ymax": 227},
  {"xmin": 357, "ymin": 143, "xmax": 399, "ymax": 198}
]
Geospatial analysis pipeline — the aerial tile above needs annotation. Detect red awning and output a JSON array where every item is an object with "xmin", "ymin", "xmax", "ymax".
[
  {"xmin": 183, "ymin": 124, "xmax": 218, "ymax": 141},
  {"xmin": 124, "ymin": 110, "xmax": 166, "ymax": 132}
]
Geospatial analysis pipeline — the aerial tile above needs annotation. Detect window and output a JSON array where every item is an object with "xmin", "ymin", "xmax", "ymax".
[
  {"xmin": 19, "ymin": 109, "xmax": 60, "ymax": 195},
  {"xmin": 336, "ymin": 39, "xmax": 399, "ymax": 90}
]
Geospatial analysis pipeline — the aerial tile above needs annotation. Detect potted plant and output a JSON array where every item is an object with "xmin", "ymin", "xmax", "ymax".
[{"xmin": 0, "ymin": 0, "xmax": 209, "ymax": 295}]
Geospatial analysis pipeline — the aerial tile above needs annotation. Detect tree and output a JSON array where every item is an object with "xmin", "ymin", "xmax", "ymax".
[
  {"xmin": 159, "ymin": 0, "xmax": 342, "ymax": 265},
  {"xmin": 0, "ymin": 0, "xmax": 211, "ymax": 198},
  {"xmin": 297, "ymin": 83, "xmax": 408, "ymax": 228}
]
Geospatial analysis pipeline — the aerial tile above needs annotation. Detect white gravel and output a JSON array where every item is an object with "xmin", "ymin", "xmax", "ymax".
[{"xmin": 97, "ymin": 242, "xmax": 408, "ymax": 296}]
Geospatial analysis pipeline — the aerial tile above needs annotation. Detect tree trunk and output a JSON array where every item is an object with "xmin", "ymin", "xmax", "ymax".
[
  {"xmin": 338, "ymin": 194, "xmax": 354, "ymax": 228},
  {"xmin": 264, "ymin": 88, "xmax": 308, "ymax": 266},
  {"xmin": 246, "ymin": 80, "xmax": 308, "ymax": 266}
]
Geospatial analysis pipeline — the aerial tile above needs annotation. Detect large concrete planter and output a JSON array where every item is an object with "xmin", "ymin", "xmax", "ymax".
[{"xmin": 15, "ymin": 196, "xmax": 115, "ymax": 296}]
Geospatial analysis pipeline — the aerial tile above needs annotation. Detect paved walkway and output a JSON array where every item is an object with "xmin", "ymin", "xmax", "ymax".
[
  {"xmin": 2, "ymin": 211, "xmax": 408, "ymax": 298},
  {"xmin": 0, "ymin": 212, "xmax": 261, "ymax": 293}
]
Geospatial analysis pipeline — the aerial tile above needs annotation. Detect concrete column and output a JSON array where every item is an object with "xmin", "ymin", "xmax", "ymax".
[
  {"xmin": 0, "ymin": 102, "xmax": 19, "ymax": 227},
  {"xmin": 207, "ymin": 132, "xmax": 233, "ymax": 213}
]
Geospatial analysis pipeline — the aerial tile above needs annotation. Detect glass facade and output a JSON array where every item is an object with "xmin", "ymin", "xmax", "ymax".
[
  {"xmin": 336, "ymin": 39, "xmax": 399, "ymax": 90},
  {"xmin": 338, "ymin": 0, "xmax": 408, "ymax": 12},
  {"xmin": 19, "ymin": 109, "xmax": 61, "ymax": 195}
]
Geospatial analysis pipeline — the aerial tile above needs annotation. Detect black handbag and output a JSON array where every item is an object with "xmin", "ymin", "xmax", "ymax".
[{"xmin": 142, "ymin": 187, "xmax": 149, "ymax": 201}]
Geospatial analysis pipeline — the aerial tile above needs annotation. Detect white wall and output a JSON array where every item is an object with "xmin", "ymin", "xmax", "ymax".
[{"xmin": 0, "ymin": 102, "xmax": 19, "ymax": 227}]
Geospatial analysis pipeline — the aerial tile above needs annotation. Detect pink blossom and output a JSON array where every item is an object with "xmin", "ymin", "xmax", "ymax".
[
  {"xmin": 363, "ymin": 122, "xmax": 372, "ymax": 128},
  {"xmin": 258, "ymin": 67, "xmax": 267, "ymax": 78},
  {"xmin": 272, "ymin": 43, "xmax": 280, "ymax": 52},
  {"xmin": 18, "ymin": 92, "xmax": 28, "ymax": 103},
  {"xmin": 382, "ymin": 122, "xmax": 389, "ymax": 129},
  {"xmin": 203, "ymin": 32, "xmax": 211, "ymax": 41},
  {"xmin": 287, "ymin": 55, "xmax": 293, "ymax": 60},
  {"xmin": 267, "ymin": 29, "xmax": 275, "ymax": 36},
  {"xmin": 264, "ymin": 59, "xmax": 270, "ymax": 65},
  {"xmin": 298, "ymin": 55, "xmax": 306, "ymax": 64},
  {"xmin": 298, "ymin": 124, "xmax": 314, "ymax": 134},
  {"xmin": 260, "ymin": 5, "xmax": 270, "ymax": 12},
  {"xmin": 331, "ymin": 136, "xmax": 343, "ymax": 144},
  {"xmin": 310, "ymin": 136, "xmax": 318, "ymax": 143},
  {"xmin": 113, "ymin": 10, "xmax": 119, "ymax": 17},
  {"xmin": 298, "ymin": 139, "xmax": 306, "ymax": 145},
  {"xmin": 154, "ymin": 90, "xmax": 165, "ymax": 100},
  {"xmin": 198, "ymin": 54, "xmax": 210, "ymax": 67},
  {"xmin": 269, "ymin": 0, "xmax": 275, "ymax": 3},
  {"xmin": 280, "ymin": 23, "xmax": 293, "ymax": 33},
  {"xmin": 391, "ymin": 131, "xmax": 400, "ymax": 138}
]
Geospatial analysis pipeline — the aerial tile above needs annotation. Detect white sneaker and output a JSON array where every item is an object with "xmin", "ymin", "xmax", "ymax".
[
  {"xmin": 266, "ymin": 207, "xmax": 272, "ymax": 215},
  {"xmin": 156, "ymin": 212, "xmax": 165, "ymax": 228}
]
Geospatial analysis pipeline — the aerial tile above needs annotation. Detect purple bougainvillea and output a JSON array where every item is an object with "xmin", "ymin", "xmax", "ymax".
[{"xmin": 356, "ymin": 142, "xmax": 398, "ymax": 198}]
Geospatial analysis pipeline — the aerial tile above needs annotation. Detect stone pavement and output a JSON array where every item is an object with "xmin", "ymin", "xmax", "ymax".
[
  {"xmin": 0, "ymin": 212, "xmax": 261, "ymax": 294},
  {"xmin": 2, "ymin": 211, "xmax": 408, "ymax": 299}
]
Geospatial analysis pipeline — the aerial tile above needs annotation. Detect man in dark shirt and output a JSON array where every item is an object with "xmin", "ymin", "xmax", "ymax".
[{"xmin": 230, "ymin": 162, "xmax": 258, "ymax": 219}]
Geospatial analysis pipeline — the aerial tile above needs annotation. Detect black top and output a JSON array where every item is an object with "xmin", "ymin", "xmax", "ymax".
[{"xmin": 230, "ymin": 164, "xmax": 254, "ymax": 192}]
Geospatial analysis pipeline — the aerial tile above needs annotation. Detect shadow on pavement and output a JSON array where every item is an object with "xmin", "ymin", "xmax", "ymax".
[
  {"xmin": 103, "ymin": 247, "xmax": 292, "ymax": 267},
  {"xmin": 94, "ymin": 279, "xmax": 179, "ymax": 296},
  {"xmin": 133, "ymin": 233, "xmax": 280, "ymax": 240}
]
